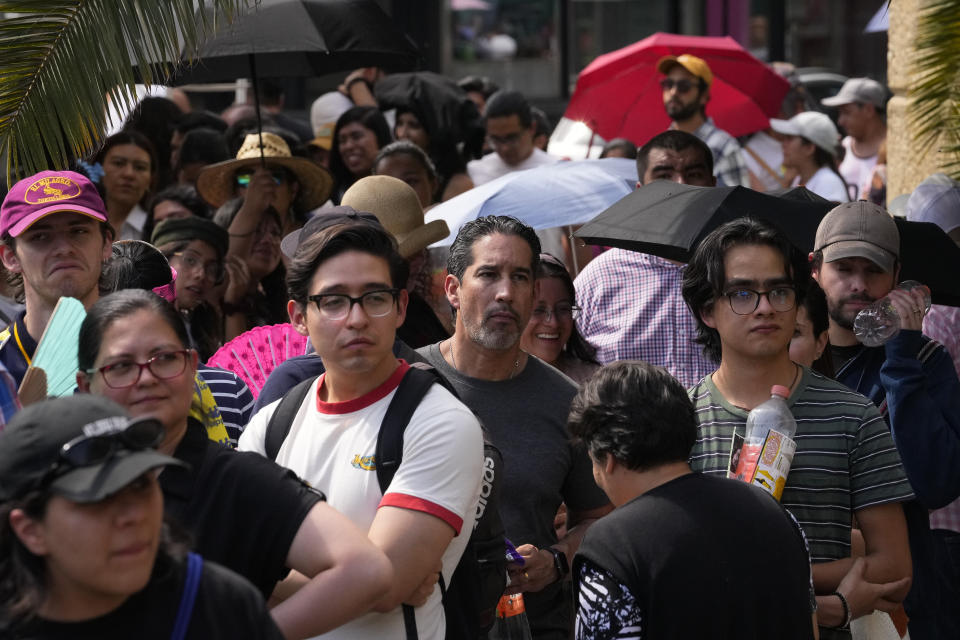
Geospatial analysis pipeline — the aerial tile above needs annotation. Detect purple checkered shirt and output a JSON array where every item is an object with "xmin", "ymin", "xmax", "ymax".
[
  {"xmin": 924, "ymin": 304, "xmax": 960, "ymax": 533},
  {"xmin": 574, "ymin": 249, "xmax": 717, "ymax": 388}
]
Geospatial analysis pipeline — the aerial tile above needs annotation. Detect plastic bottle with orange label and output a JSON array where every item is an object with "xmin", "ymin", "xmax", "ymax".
[
  {"xmin": 733, "ymin": 385, "xmax": 798, "ymax": 501},
  {"xmin": 488, "ymin": 593, "xmax": 533, "ymax": 640}
]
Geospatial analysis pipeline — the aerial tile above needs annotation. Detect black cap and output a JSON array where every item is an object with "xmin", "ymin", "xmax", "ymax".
[
  {"xmin": 0, "ymin": 395, "xmax": 184, "ymax": 503},
  {"xmin": 280, "ymin": 205, "xmax": 383, "ymax": 258}
]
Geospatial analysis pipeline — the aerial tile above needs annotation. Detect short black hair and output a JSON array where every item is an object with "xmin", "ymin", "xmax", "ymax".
[
  {"xmin": 599, "ymin": 138, "xmax": 638, "ymax": 159},
  {"xmin": 447, "ymin": 215, "xmax": 540, "ymax": 281},
  {"xmin": 177, "ymin": 128, "xmax": 229, "ymax": 170},
  {"xmin": 484, "ymin": 91, "xmax": 533, "ymax": 129},
  {"xmin": 174, "ymin": 110, "xmax": 227, "ymax": 135},
  {"xmin": 286, "ymin": 222, "xmax": 408, "ymax": 307},
  {"xmin": 636, "ymin": 130, "xmax": 713, "ymax": 183},
  {"xmin": 458, "ymin": 75, "xmax": 499, "ymax": 100},
  {"xmin": 568, "ymin": 360, "xmax": 697, "ymax": 471},
  {"xmin": 681, "ymin": 217, "xmax": 809, "ymax": 363},
  {"xmin": 530, "ymin": 107, "xmax": 552, "ymax": 139}
]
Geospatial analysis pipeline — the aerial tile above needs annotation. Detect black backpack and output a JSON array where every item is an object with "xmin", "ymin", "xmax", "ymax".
[{"xmin": 264, "ymin": 363, "xmax": 507, "ymax": 639}]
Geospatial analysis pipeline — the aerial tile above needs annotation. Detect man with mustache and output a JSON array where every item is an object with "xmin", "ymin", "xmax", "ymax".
[
  {"xmin": 811, "ymin": 200, "xmax": 960, "ymax": 639},
  {"xmin": 419, "ymin": 215, "xmax": 611, "ymax": 639},
  {"xmin": 657, "ymin": 54, "xmax": 749, "ymax": 187}
]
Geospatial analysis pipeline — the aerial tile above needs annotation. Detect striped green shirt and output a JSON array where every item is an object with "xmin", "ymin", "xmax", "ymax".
[{"xmin": 689, "ymin": 367, "xmax": 914, "ymax": 564}]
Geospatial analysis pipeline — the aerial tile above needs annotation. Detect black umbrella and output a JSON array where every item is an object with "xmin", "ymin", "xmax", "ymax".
[
  {"xmin": 374, "ymin": 72, "xmax": 484, "ymax": 154},
  {"xmin": 575, "ymin": 181, "xmax": 960, "ymax": 306},
  {"xmin": 167, "ymin": 0, "xmax": 420, "ymax": 85}
]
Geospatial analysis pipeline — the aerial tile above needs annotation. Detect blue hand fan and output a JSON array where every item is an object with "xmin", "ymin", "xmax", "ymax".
[{"xmin": 30, "ymin": 297, "xmax": 87, "ymax": 397}]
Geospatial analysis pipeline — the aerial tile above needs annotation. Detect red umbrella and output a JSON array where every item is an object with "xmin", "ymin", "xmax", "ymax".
[{"xmin": 564, "ymin": 32, "xmax": 789, "ymax": 144}]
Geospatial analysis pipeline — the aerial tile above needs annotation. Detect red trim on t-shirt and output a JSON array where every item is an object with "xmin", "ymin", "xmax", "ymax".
[
  {"xmin": 379, "ymin": 492, "xmax": 463, "ymax": 535},
  {"xmin": 315, "ymin": 360, "xmax": 409, "ymax": 415}
]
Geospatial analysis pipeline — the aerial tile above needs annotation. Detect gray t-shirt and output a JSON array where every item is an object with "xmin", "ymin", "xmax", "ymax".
[{"xmin": 419, "ymin": 343, "xmax": 609, "ymax": 639}]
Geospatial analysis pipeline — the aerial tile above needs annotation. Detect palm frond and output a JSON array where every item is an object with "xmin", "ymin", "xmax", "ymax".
[
  {"xmin": 909, "ymin": 0, "xmax": 960, "ymax": 179},
  {"xmin": 0, "ymin": 0, "xmax": 247, "ymax": 184}
]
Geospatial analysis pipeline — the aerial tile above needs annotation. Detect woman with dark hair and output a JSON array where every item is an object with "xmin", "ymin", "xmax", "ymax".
[
  {"xmin": 101, "ymin": 240, "xmax": 173, "ymax": 295},
  {"xmin": 94, "ymin": 130, "xmax": 158, "ymax": 240},
  {"xmin": 393, "ymin": 107, "xmax": 473, "ymax": 201},
  {"xmin": 212, "ymin": 198, "xmax": 288, "ymax": 340},
  {"xmin": 521, "ymin": 253, "xmax": 600, "ymax": 384},
  {"xmin": 74, "ymin": 290, "xmax": 392, "ymax": 638},
  {"xmin": 152, "ymin": 217, "xmax": 228, "ymax": 361},
  {"xmin": 0, "ymin": 394, "xmax": 285, "ymax": 639},
  {"xmin": 373, "ymin": 141, "xmax": 440, "ymax": 209},
  {"xmin": 328, "ymin": 106, "xmax": 392, "ymax": 202},
  {"xmin": 771, "ymin": 112, "xmax": 850, "ymax": 202},
  {"xmin": 789, "ymin": 280, "xmax": 834, "ymax": 378},
  {"xmin": 144, "ymin": 184, "xmax": 210, "ymax": 241}
]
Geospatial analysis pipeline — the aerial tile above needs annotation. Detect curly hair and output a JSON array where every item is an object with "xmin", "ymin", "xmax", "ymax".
[{"xmin": 568, "ymin": 360, "xmax": 696, "ymax": 471}]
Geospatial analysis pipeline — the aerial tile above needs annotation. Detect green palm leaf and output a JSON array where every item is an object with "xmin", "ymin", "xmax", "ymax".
[
  {"xmin": 0, "ymin": 0, "xmax": 247, "ymax": 184},
  {"xmin": 910, "ymin": 0, "xmax": 960, "ymax": 179}
]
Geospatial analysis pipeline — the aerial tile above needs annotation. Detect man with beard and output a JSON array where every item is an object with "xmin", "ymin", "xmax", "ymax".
[
  {"xmin": 0, "ymin": 171, "xmax": 114, "ymax": 386},
  {"xmin": 418, "ymin": 215, "xmax": 611, "ymax": 640},
  {"xmin": 656, "ymin": 54, "xmax": 749, "ymax": 187},
  {"xmin": 811, "ymin": 200, "xmax": 960, "ymax": 639}
]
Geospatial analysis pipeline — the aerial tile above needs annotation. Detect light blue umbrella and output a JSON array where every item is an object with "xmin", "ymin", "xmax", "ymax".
[{"xmin": 425, "ymin": 157, "xmax": 638, "ymax": 247}]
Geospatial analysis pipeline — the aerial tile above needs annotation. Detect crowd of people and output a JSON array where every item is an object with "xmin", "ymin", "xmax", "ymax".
[{"xmin": 0, "ymin": 48, "xmax": 958, "ymax": 640}]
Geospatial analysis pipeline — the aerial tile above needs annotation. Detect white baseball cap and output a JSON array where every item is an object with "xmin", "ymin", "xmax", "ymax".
[{"xmin": 769, "ymin": 111, "xmax": 841, "ymax": 157}]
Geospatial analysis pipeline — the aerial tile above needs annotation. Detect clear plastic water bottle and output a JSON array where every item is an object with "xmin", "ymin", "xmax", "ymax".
[
  {"xmin": 853, "ymin": 280, "xmax": 932, "ymax": 347},
  {"xmin": 488, "ymin": 594, "xmax": 534, "ymax": 640},
  {"xmin": 733, "ymin": 385, "xmax": 798, "ymax": 501}
]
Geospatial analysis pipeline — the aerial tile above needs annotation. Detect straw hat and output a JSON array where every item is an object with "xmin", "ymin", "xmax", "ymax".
[
  {"xmin": 196, "ymin": 132, "xmax": 333, "ymax": 212},
  {"xmin": 341, "ymin": 176, "xmax": 449, "ymax": 258}
]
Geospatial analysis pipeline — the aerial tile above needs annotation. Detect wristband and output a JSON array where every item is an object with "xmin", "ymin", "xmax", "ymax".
[
  {"xmin": 546, "ymin": 547, "xmax": 569, "ymax": 583},
  {"xmin": 833, "ymin": 591, "xmax": 852, "ymax": 630}
]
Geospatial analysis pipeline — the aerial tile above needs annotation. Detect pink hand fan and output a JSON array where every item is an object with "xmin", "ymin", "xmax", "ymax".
[{"xmin": 207, "ymin": 323, "xmax": 310, "ymax": 397}]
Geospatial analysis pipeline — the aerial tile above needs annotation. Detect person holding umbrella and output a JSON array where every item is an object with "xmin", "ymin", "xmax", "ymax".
[{"xmin": 657, "ymin": 54, "xmax": 749, "ymax": 188}]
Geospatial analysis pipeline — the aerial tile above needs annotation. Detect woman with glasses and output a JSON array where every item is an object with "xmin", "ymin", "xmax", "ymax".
[
  {"xmin": 0, "ymin": 394, "xmax": 285, "ymax": 638},
  {"xmin": 151, "ymin": 216, "xmax": 229, "ymax": 361},
  {"xmin": 74, "ymin": 289, "xmax": 392, "ymax": 638},
  {"xmin": 521, "ymin": 253, "xmax": 600, "ymax": 384}
]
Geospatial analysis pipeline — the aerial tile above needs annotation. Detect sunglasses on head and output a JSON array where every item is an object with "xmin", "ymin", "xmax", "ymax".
[
  {"xmin": 659, "ymin": 78, "xmax": 697, "ymax": 93},
  {"xmin": 235, "ymin": 168, "xmax": 289, "ymax": 188}
]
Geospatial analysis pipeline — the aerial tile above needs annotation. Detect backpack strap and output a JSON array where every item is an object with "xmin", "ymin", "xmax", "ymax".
[
  {"xmin": 374, "ymin": 365, "xmax": 440, "ymax": 492},
  {"xmin": 265, "ymin": 375, "xmax": 319, "ymax": 461},
  {"xmin": 170, "ymin": 552, "xmax": 204, "ymax": 640}
]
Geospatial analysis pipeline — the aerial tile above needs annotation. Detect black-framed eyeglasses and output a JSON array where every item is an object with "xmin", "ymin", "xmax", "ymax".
[
  {"xmin": 723, "ymin": 286, "xmax": 797, "ymax": 315},
  {"xmin": 59, "ymin": 419, "xmax": 164, "ymax": 469},
  {"xmin": 531, "ymin": 303, "xmax": 580, "ymax": 322},
  {"xmin": 660, "ymin": 78, "xmax": 696, "ymax": 93},
  {"xmin": 235, "ymin": 168, "xmax": 289, "ymax": 188},
  {"xmin": 307, "ymin": 289, "xmax": 400, "ymax": 320},
  {"xmin": 170, "ymin": 250, "xmax": 225, "ymax": 284},
  {"xmin": 88, "ymin": 350, "xmax": 192, "ymax": 389}
]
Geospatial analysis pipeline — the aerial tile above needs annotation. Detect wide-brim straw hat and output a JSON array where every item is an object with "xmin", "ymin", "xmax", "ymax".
[
  {"xmin": 341, "ymin": 175, "xmax": 448, "ymax": 258},
  {"xmin": 196, "ymin": 132, "xmax": 333, "ymax": 212}
]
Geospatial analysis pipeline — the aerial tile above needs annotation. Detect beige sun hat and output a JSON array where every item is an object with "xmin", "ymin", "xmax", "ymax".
[
  {"xmin": 341, "ymin": 175, "xmax": 449, "ymax": 258},
  {"xmin": 196, "ymin": 132, "xmax": 333, "ymax": 212}
]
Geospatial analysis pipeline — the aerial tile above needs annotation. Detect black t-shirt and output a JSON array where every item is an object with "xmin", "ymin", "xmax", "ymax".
[
  {"xmin": 160, "ymin": 419, "xmax": 323, "ymax": 597},
  {"xmin": 829, "ymin": 343, "xmax": 864, "ymax": 373},
  {"xmin": 11, "ymin": 554, "xmax": 285, "ymax": 639},
  {"xmin": 575, "ymin": 473, "xmax": 814, "ymax": 640}
]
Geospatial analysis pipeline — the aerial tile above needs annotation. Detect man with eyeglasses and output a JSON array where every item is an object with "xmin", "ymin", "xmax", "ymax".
[
  {"xmin": 240, "ymin": 221, "xmax": 483, "ymax": 639},
  {"xmin": 811, "ymin": 201, "xmax": 960, "ymax": 639},
  {"xmin": 681, "ymin": 217, "xmax": 912, "ymax": 639},
  {"xmin": 657, "ymin": 54, "xmax": 749, "ymax": 187},
  {"xmin": 418, "ymin": 215, "xmax": 612, "ymax": 640},
  {"xmin": 0, "ymin": 170, "xmax": 114, "ymax": 388}
]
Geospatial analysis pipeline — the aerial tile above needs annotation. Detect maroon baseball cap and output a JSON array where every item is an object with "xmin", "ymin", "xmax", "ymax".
[{"xmin": 1, "ymin": 170, "xmax": 108, "ymax": 238}]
